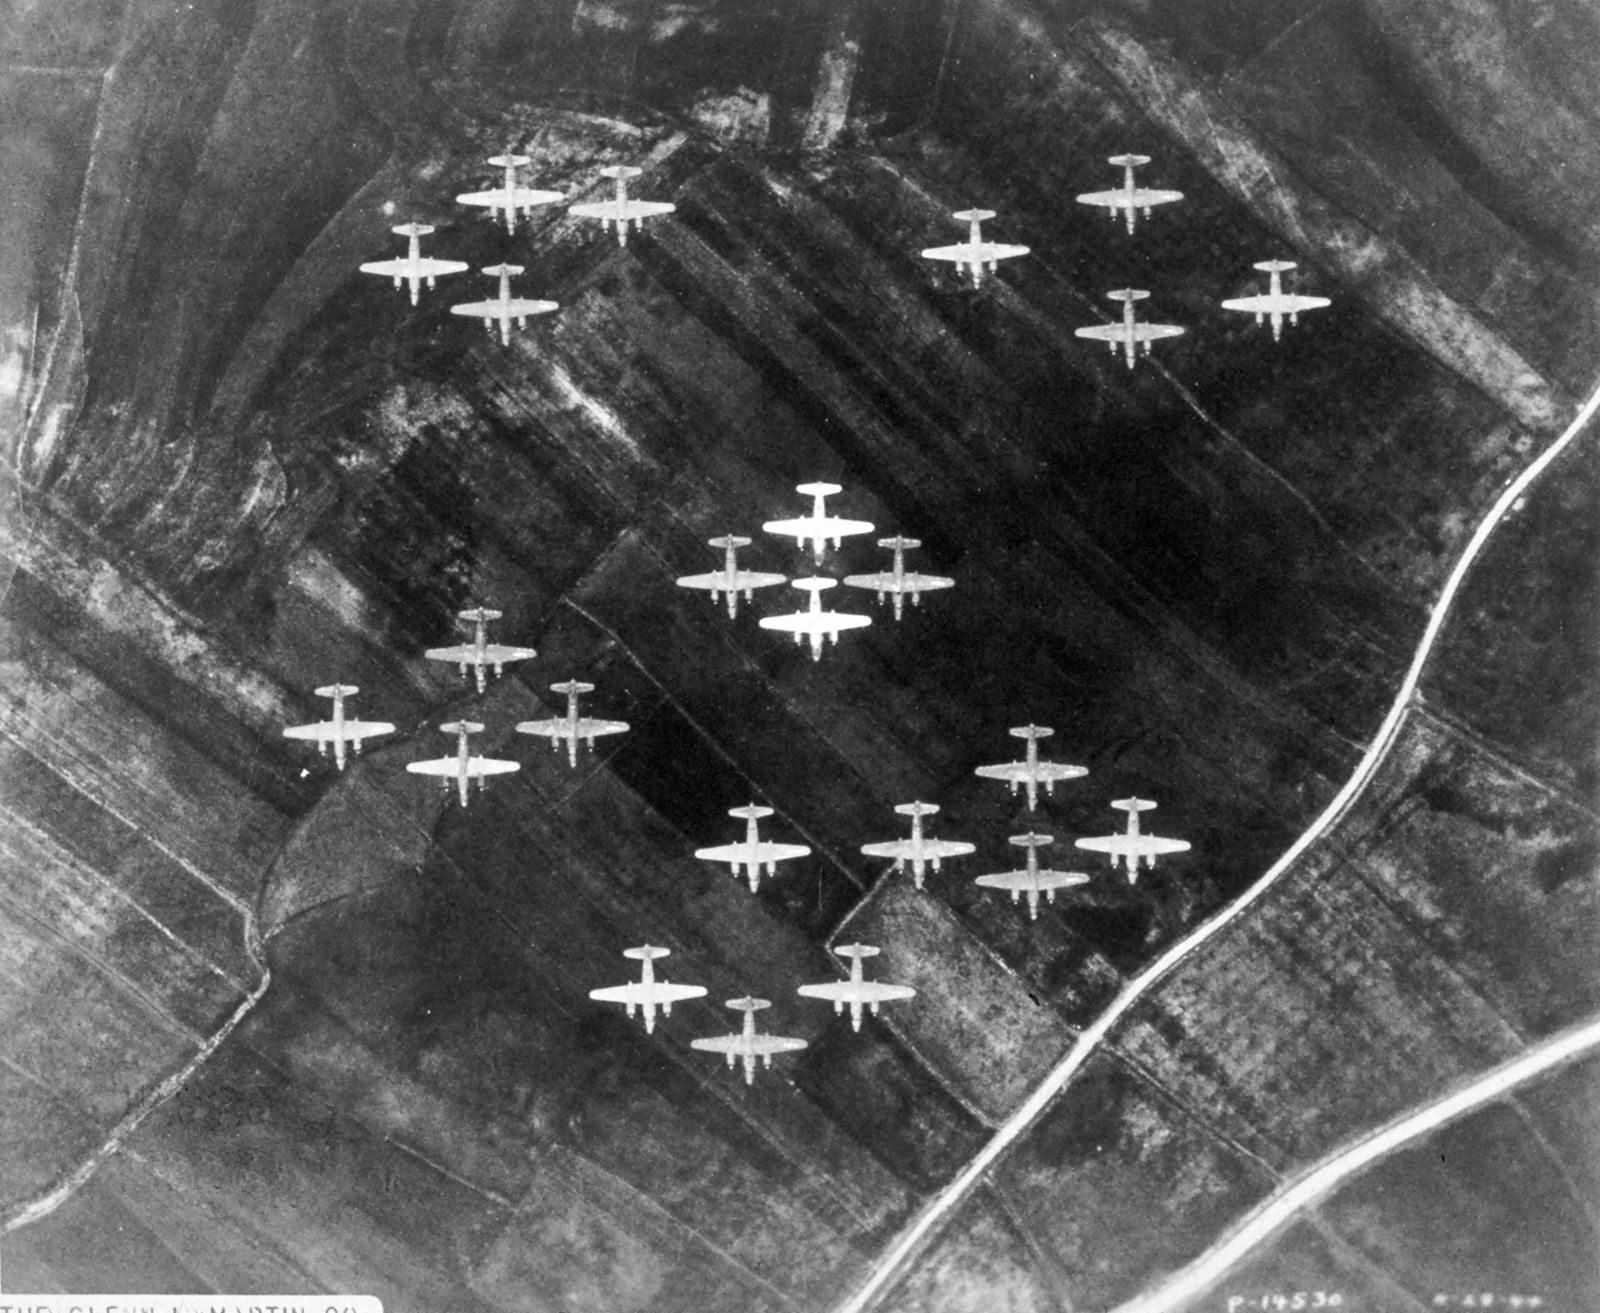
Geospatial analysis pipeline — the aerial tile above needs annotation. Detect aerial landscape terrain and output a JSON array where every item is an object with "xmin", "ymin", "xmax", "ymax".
[{"xmin": 1, "ymin": 1, "xmax": 1597, "ymax": 1310}]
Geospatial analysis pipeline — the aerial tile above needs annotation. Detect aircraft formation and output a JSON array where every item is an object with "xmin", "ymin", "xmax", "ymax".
[
  {"xmin": 675, "ymin": 481, "xmax": 957, "ymax": 661},
  {"xmin": 325, "ymin": 143, "xmax": 1316, "ymax": 1084},
  {"xmin": 358, "ymin": 154, "xmax": 677, "ymax": 342},
  {"xmin": 360, "ymin": 150, "xmax": 1329, "ymax": 370}
]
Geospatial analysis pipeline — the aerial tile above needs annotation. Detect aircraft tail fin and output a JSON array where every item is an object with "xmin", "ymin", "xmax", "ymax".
[
  {"xmin": 729, "ymin": 803, "xmax": 775, "ymax": 820},
  {"xmin": 624, "ymin": 945, "xmax": 671, "ymax": 961},
  {"xmin": 440, "ymin": 720, "xmax": 486, "ymax": 736},
  {"xmin": 834, "ymin": 943, "xmax": 881, "ymax": 960},
  {"xmin": 1009, "ymin": 724, "xmax": 1055, "ymax": 741},
  {"xmin": 727, "ymin": 996, "xmax": 770, "ymax": 1013},
  {"xmin": 599, "ymin": 164, "xmax": 643, "ymax": 181},
  {"xmin": 392, "ymin": 222, "xmax": 435, "ymax": 238},
  {"xmin": 549, "ymin": 680, "xmax": 596, "ymax": 696},
  {"xmin": 487, "ymin": 153, "xmax": 531, "ymax": 169},
  {"xmin": 894, "ymin": 801, "xmax": 940, "ymax": 817},
  {"xmin": 481, "ymin": 263, "xmax": 525, "ymax": 277},
  {"xmin": 1254, "ymin": 259, "xmax": 1297, "ymax": 273},
  {"xmin": 1112, "ymin": 796, "xmax": 1159, "ymax": 813},
  {"xmin": 795, "ymin": 480, "xmax": 843, "ymax": 498},
  {"xmin": 314, "ymin": 683, "xmax": 360, "ymax": 700},
  {"xmin": 950, "ymin": 208, "xmax": 996, "ymax": 223},
  {"xmin": 709, "ymin": 534, "xmax": 752, "ymax": 549},
  {"xmin": 1009, "ymin": 832, "xmax": 1055, "ymax": 849},
  {"xmin": 877, "ymin": 536, "xmax": 920, "ymax": 550},
  {"xmin": 458, "ymin": 606, "xmax": 503, "ymax": 623},
  {"xmin": 1106, "ymin": 287, "xmax": 1150, "ymax": 303},
  {"xmin": 792, "ymin": 576, "xmax": 837, "ymax": 593},
  {"xmin": 1108, "ymin": 153, "xmax": 1151, "ymax": 168}
]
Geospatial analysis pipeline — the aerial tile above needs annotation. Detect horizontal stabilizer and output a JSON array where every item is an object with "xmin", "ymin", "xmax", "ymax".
[
  {"xmin": 624, "ymin": 945, "xmax": 671, "ymax": 961},
  {"xmin": 599, "ymin": 164, "xmax": 643, "ymax": 180},
  {"xmin": 1112, "ymin": 797, "xmax": 1159, "ymax": 812},
  {"xmin": 895, "ymin": 801, "xmax": 939, "ymax": 817},
  {"xmin": 392, "ymin": 222, "xmax": 434, "ymax": 237},
  {"xmin": 1255, "ymin": 259, "xmax": 1298, "ymax": 272},
  {"xmin": 1010, "ymin": 724, "xmax": 1054, "ymax": 740},
  {"xmin": 487, "ymin": 153, "xmax": 531, "ymax": 169},
  {"xmin": 951, "ymin": 208, "xmax": 996, "ymax": 223},
  {"xmin": 314, "ymin": 683, "xmax": 360, "ymax": 699},
  {"xmin": 834, "ymin": 943, "xmax": 881, "ymax": 959},
  {"xmin": 791, "ymin": 577, "xmax": 837, "ymax": 593},
  {"xmin": 795, "ymin": 480, "xmax": 843, "ymax": 497},
  {"xmin": 550, "ymin": 680, "xmax": 596, "ymax": 696},
  {"xmin": 1106, "ymin": 287, "xmax": 1150, "ymax": 302},
  {"xmin": 1108, "ymin": 153, "xmax": 1151, "ymax": 167},
  {"xmin": 440, "ymin": 720, "xmax": 485, "ymax": 736},
  {"xmin": 726, "ymin": 996, "xmax": 770, "ymax": 1012},
  {"xmin": 729, "ymin": 803, "xmax": 774, "ymax": 819},
  {"xmin": 481, "ymin": 263, "xmax": 525, "ymax": 277},
  {"xmin": 708, "ymin": 534, "xmax": 752, "ymax": 548},
  {"xmin": 1010, "ymin": 832, "xmax": 1054, "ymax": 848},
  {"xmin": 458, "ymin": 606, "xmax": 503, "ymax": 623}
]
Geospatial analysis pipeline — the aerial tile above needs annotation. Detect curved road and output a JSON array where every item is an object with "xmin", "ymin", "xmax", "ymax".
[{"xmin": 833, "ymin": 374, "xmax": 1600, "ymax": 1313}]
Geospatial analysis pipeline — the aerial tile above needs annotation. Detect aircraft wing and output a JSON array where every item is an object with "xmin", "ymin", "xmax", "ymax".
[
  {"xmin": 450, "ymin": 299, "xmax": 558, "ymax": 320},
  {"xmin": 799, "ymin": 981, "xmax": 916, "ymax": 1006},
  {"xmin": 676, "ymin": 570, "xmax": 787, "ymax": 592},
  {"xmin": 1073, "ymin": 324, "xmax": 1126, "ymax": 343},
  {"xmin": 570, "ymin": 200, "xmax": 676, "ymax": 222},
  {"xmin": 1074, "ymin": 189, "xmax": 1124, "ymax": 208},
  {"xmin": 284, "ymin": 721, "xmax": 334, "ymax": 741},
  {"xmin": 976, "ymin": 869, "xmax": 1090, "ymax": 892},
  {"xmin": 456, "ymin": 187, "xmax": 564, "ymax": 209},
  {"xmin": 359, "ymin": 256, "xmax": 469, "ymax": 278},
  {"xmin": 575, "ymin": 717, "xmax": 629, "ymax": 740},
  {"xmin": 1073, "ymin": 835, "xmax": 1130, "ymax": 858},
  {"xmin": 842, "ymin": 571, "xmax": 955, "ymax": 594},
  {"xmin": 975, "ymin": 761, "xmax": 1088, "ymax": 784},
  {"xmin": 759, "ymin": 612, "xmax": 872, "ymax": 634},
  {"xmin": 861, "ymin": 838, "xmax": 975, "ymax": 861},
  {"xmin": 744, "ymin": 1034, "xmax": 809, "ymax": 1056},
  {"xmin": 590, "ymin": 981, "xmax": 706, "ymax": 1006},
  {"xmin": 695, "ymin": 841, "xmax": 811, "ymax": 866},
  {"xmin": 405, "ymin": 755, "xmax": 520, "ymax": 779},
  {"xmin": 425, "ymin": 642, "xmax": 538, "ymax": 664},
  {"xmin": 466, "ymin": 756, "xmax": 521, "ymax": 778},
  {"xmin": 1130, "ymin": 323, "xmax": 1185, "ymax": 342},
  {"xmin": 1130, "ymin": 187, "xmax": 1184, "ymax": 207},
  {"xmin": 920, "ymin": 241, "xmax": 1028, "ymax": 263},
  {"xmin": 1222, "ymin": 292, "xmax": 1329, "ymax": 314},
  {"xmin": 406, "ymin": 757, "xmax": 458, "ymax": 777},
  {"xmin": 1134, "ymin": 835, "xmax": 1192, "ymax": 857}
]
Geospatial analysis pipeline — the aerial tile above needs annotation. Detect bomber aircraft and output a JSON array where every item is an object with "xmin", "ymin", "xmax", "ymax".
[
  {"xmin": 758, "ymin": 578, "xmax": 872, "ymax": 661},
  {"xmin": 424, "ymin": 606, "xmax": 538, "ymax": 695},
  {"xmin": 675, "ymin": 535, "xmax": 787, "ymax": 619},
  {"xmin": 691, "ymin": 998, "xmax": 808, "ymax": 1084},
  {"xmin": 589, "ymin": 946, "xmax": 707, "ymax": 1034},
  {"xmin": 358, "ymin": 222, "xmax": 467, "ymax": 305},
  {"xmin": 405, "ymin": 721, "xmax": 520, "ymax": 808},
  {"xmin": 569, "ymin": 164, "xmax": 675, "ymax": 246},
  {"xmin": 1074, "ymin": 288, "xmax": 1185, "ymax": 369},
  {"xmin": 455, "ymin": 153, "xmax": 564, "ymax": 233},
  {"xmin": 920, "ymin": 207, "xmax": 1029, "ymax": 286},
  {"xmin": 695, "ymin": 804, "xmax": 810, "ymax": 894},
  {"xmin": 1074, "ymin": 797, "xmax": 1191, "ymax": 882},
  {"xmin": 974, "ymin": 724, "xmax": 1088, "ymax": 812},
  {"xmin": 843, "ymin": 536, "xmax": 954, "ymax": 621},
  {"xmin": 1075, "ymin": 153, "xmax": 1184, "ymax": 234},
  {"xmin": 859, "ymin": 802, "xmax": 975, "ymax": 890},
  {"xmin": 282, "ymin": 684, "xmax": 395, "ymax": 771},
  {"xmin": 797, "ymin": 944, "xmax": 915, "ymax": 1032},
  {"xmin": 975, "ymin": 833, "xmax": 1090, "ymax": 920},
  {"xmin": 450, "ymin": 264, "xmax": 559, "ymax": 347},
  {"xmin": 1221, "ymin": 259, "xmax": 1331, "ymax": 340},
  {"xmin": 516, "ymin": 680, "xmax": 630, "ymax": 768},
  {"xmin": 762, "ymin": 482, "xmax": 875, "ymax": 563}
]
